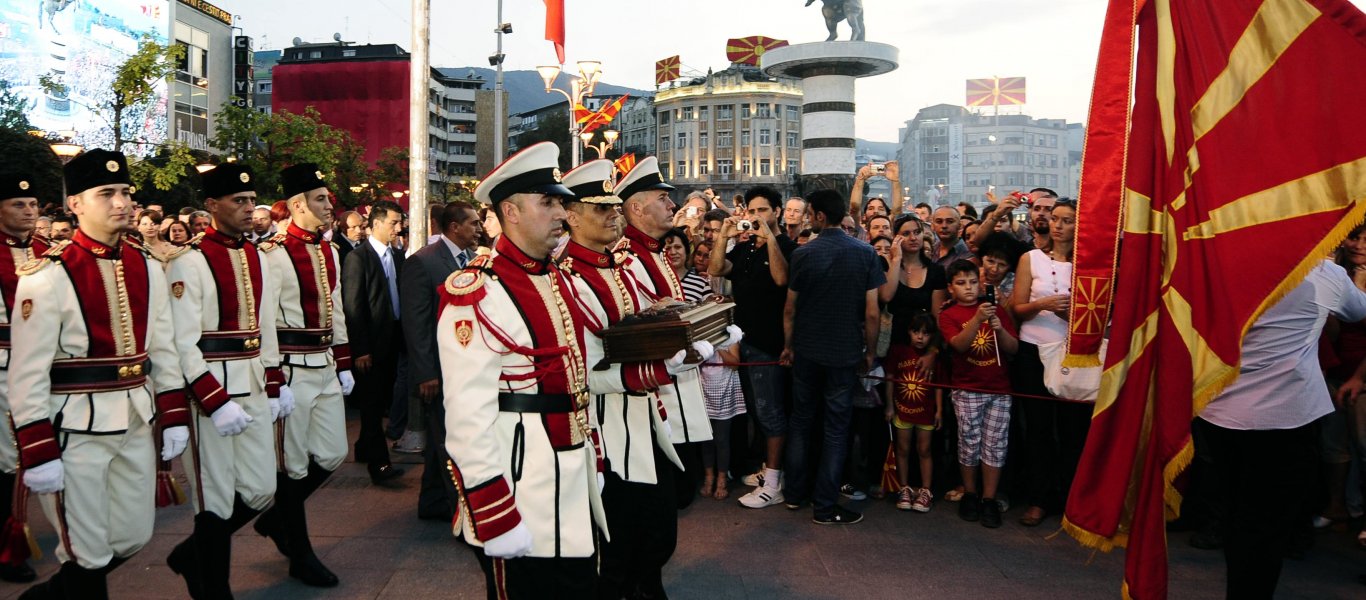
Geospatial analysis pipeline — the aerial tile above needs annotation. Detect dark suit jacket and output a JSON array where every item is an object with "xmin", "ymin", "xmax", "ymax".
[
  {"xmin": 335, "ymin": 233, "xmax": 359, "ymax": 266},
  {"xmin": 342, "ymin": 238, "xmax": 405, "ymax": 359},
  {"xmin": 400, "ymin": 239, "xmax": 470, "ymax": 389}
]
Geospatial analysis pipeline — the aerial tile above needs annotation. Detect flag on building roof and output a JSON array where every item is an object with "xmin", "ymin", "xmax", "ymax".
[
  {"xmin": 1062, "ymin": 0, "xmax": 1366, "ymax": 598},
  {"xmin": 613, "ymin": 154, "xmax": 637, "ymax": 178},
  {"xmin": 544, "ymin": 0, "xmax": 565, "ymax": 64},
  {"xmin": 655, "ymin": 56, "xmax": 680, "ymax": 86},
  {"xmin": 725, "ymin": 36, "xmax": 789, "ymax": 66},
  {"xmin": 965, "ymin": 77, "xmax": 1026, "ymax": 107}
]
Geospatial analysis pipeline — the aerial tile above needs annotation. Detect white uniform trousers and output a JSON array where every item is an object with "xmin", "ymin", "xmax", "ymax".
[
  {"xmin": 38, "ymin": 405, "xmax": 154, "ymax": 569},
  {"xmin": 280, "ymin": 363, "xmax": 347, "ymax": 479},
  {"xmin": 184, "ymin": 381, "xmax": 277, "ymax": 518},
  {"xmin": 0, "ymin": 372, "xmax": 17, "ymax": 474}
]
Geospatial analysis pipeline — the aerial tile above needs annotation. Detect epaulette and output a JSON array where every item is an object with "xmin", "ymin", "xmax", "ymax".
[
  {"xmin": 257, "ymin": 233, "xmax": 287, "ymax": 253},
  {"xmin": 17, "ymin": 240, "xmax": 67, "ymax": 276},
  {"xmin": 187, "ymin": 232, "xmax": 206, "ymax": 247},
  {"xmin": 468, "ymin": 254, "xmax": 494, "ymax": 270},
  {"xmin": 162, "ymin": 243, "xmax": 194, "ymax": 262},
  {"xmin": 610, "ymin": 237, "xmax": 631, "ymax": 254},
  {"xmin": 559, "ymin": 256, "xmax": 577, "ymax": 275},
  {"xmin": 440, "ymin": 266, "xmax": 488, "ymax": 307},
  {"xmin": 329, "ymin": 240, "xmax": 339, "ymax": 249}
]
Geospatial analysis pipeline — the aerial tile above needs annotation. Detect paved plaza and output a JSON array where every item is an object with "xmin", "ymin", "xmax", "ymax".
[{"xmin": 1, "ymin": 415, "xmax": 1362, "ymax": 600}]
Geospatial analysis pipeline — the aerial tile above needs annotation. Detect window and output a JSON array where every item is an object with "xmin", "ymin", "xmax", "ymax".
[
  {"xmin": 759, "ymin": 128, "xmax": 771, "ymax": 145},
  {"xmin": 682, "ymin": 106, "xmax": 693, "ymax": 120},
  {"xmin": 786, "ymin": 104, "xmax": 800, "ymax": 120},
  {"xmin": 717, "ymin": 131, "xmax": 732, "ymax": 148},
  {"xmin": 787, "ymin": 131, "xmax": 798, "ymax": 147},
  {"xmin": 676, "ymin": 132, "xmax": 687, "ymax": 148},
  {"xmin": 660, "ymin": 135, "xmax": 669, "ymax": 150},
  {"xmin": 342, "ymin": 49, "xmax": 356, "ymax": 57},
  {"xmin": 677, "ymin": 161, "xmax": 687, "ymax": 178},
  {"xmin": 759, "ymin": 159, "xmax": 771, "ymax": 176},
  {"xmin": 699, "ymin": 132, "xmax": 708, "ymax": 147},
  {"xmin": 741, "ymin": 104, "xmax": 752, "ymax": 119},
  {"xmin": 718, "ymin": 105, "xmax": 734, "ymax": 119},
  {"xmin": 741, "ymin": 130, "xmax": 751, "ymax": 145},
  {"xmin": 742, "ymin": 158, "xmax": 752, "ymax": 174},
  {"xmin": 718, "ymin": 159, "xmax": 733, "ymax": 175},
  {"xmin": 699, "ymin": 106, "xmax": 709, "ymax": 120},
  {"xmin": 756, "ymin": 103, "xmax": 771, "ymax": 118},
  {"xmin": 659, "ymin": 111, "xmax": 670, "ymax": 124},
  {"xmin": 787, "ymin": 160, "xmax": 799, "ymax": 175},
  {"xmin": 925, "ymin": 178, "xmax": 935, "ymax": 186},
  {"xmin": 698, "ymin": 162, "xmax": 710, "ymax": 176},
  {"xmin": 309, "ymin": 50, "xmax": 322, "ymax": 59}
]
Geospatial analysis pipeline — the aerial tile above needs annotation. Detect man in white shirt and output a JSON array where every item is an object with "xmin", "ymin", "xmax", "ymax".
[{"xmin": 1196, "ymin": 259, "xmax": 1366, "ymax": 599}]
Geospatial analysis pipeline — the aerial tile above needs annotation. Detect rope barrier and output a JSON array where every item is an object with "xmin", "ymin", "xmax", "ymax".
[{"xmin": 700, "ymin": 360, "xmax": 1096, "ymax": 405}]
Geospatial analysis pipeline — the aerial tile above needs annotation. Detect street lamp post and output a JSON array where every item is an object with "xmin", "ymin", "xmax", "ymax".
[
  {"xmin": 536, "ymin": 61, "xmax": 603, "ymax": 167},
  {"xmin": 579, "ymin": 129, "xmax": 618, "ymax": 160}
]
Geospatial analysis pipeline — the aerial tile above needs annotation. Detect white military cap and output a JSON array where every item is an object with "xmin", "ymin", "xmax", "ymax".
[
  {"xmin": 561, "ymin": 159, "xmax": 620, "ymax": 205},
  {"xmin": 613, "ymin": 156, "xmax": 675, "ymax": 201},
  {"xmin": 474, "ymin": 141, "xmax": 573, "ymax": 206}
]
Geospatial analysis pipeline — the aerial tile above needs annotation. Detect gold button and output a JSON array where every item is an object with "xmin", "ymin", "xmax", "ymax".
[
  {"xmin": 131, "ymin": 364, "xmax": 143, "ymax": 376},
  {"xmin": 118, "ymin": 366, "xmax": 130, "ymax": 379}
]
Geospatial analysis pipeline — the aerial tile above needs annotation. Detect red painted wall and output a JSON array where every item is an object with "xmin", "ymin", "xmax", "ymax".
[{"xmin": 272, "ymin": 60, "xmax": 410, "ymax": 168}]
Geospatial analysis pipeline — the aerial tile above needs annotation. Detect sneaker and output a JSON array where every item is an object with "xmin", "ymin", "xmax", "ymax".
[
  {"xmin": 741, "ymin": 467, "xmax": 765, "ymax": 488},
  {"xmin": 738, "ymin": 486, "xmax": 785, "ymax": 509},
  {"xmin": 995, "ymin": 493, "xmax": 1010, "ymax": 513},
  {"xmin": 392, "ymin": 430, "xmax": 425, "ymax": 454},
  {"xmin": 895, "ymin": 487, "xmax": 914, "ymax": 511},
  {"xmin": 839, "ymin": 484, "xmax": 868, "ymax": 501},
  {"xmin": 910, "ymin": 487, "xmax": 933, "ymax": 513},
  {"xmin": 958, "ymin": 492, "xmax": 982, "ymax": 522},
  {"xmin": 812, "ymin": 505, "xmax": 864, "ymax": 525},
  {"xmin": 980, "ymin": 497, "xmax": 1002, "ymax": 528}
]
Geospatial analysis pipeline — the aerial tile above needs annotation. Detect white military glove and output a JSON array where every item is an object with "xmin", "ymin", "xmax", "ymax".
[
  {"xmin": 211, "ymin": 400, "xmax": 253, "ymax": 436},
  {"xmin": 660, "ymin": 418, "xmax": 673, "ymax": 441},
  {"xmin": 720, "ymin": 324, "xmax": 744, "ymax": 350},
  {"xmin": 483, "ymin": 522, "xmax": 533, "ymax": 559},
  {"xmin": 278, "ymin": 385, "xmax": 296, "ymax": 419},
  {"xmin": 23, "ymin": 461, "xmax": 64, "ymax": 494},
  {"xmin": 665, "ymin": 341, "xmax": 715, "ymax": 375},
  {"xmin": 161, "ymin": 426, "xmax": 189, "ymax": 461},
  {"xmin": 597, "ymin": 472, "xmax": 606, "ymax": 493},
  {"xmin": 338, "ymin": 370, "xmax": 356, "ymax": 395},
  {"xmin": 269, "ymin": 397, "xmax": 280, "ymax": 422}
]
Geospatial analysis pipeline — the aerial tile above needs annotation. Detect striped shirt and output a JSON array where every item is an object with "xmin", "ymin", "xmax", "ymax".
[{"xmin": 681, "ymin": 269, "xmax": 712, "ymax": 303}]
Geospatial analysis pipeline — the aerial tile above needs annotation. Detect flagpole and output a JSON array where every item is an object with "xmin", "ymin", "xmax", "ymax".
[{"xmin": 408, "ymin": 0, "xmax": 431, "ymax": 251}]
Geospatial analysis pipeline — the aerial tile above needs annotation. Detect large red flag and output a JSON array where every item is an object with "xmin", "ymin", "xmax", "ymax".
[
  {"xmin": 544, "ymin": 0, "xmax": 565, "ymax": 64},
  {"xmin": 1062, "ymin": 1, "xmax": 1366, "ymax": 598}
]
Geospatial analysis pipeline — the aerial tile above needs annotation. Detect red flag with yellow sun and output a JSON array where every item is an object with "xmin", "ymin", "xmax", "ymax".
[
  {"xmin": 726, "ymin": 36, "xmax": 789, "ymax": 66},
  {"xmin": 1061, "ymin": 0, "xmax": 1366, "ymax": 598}
]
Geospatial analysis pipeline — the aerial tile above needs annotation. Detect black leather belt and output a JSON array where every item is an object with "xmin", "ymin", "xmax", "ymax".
[
  {"xmin": 50, "ymin": 357, "xmax": 151, "ymax": 394},
  {"xmin": 497, "ymin": 393, "xmax": 575, "ymax": 414},
  {"xmin": 0, "ymin": 324, "xmax": 8, "ymax": 349},
  {"xmin": 198, "ymin": 335, "xmax": 262, "ymax": 356},
  {"xmin": 278, "ymin": 330, "xmax": 334, "ymax": 349}
]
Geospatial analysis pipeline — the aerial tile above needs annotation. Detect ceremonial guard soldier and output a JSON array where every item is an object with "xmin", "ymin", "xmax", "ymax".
[
  {"xmin": 9, "ymin": 150, "xmax": 191, "ymax": 598},
  {"xmin": 0, "ymin": 173, "xmax": 47, "ymax": 583},
  {"xmin": 252, "ymin": 164, "xmax": 354, "ymax": 587},
  {"xmin": 614, "ymin": 158, "xmax": 713, "ymax": 463},
  {"xmin": 163, "ymin": 164, "xmax": 287, "ymax": 599},
  {"xmin": 437, "ymin": 142, "xmax": 705, "ymax": 599},
  {"xmin": 558, "ymin": 160, "xmax": 739, "ymax": 598}
]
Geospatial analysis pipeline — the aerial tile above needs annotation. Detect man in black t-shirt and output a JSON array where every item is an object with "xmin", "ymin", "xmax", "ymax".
[{"xmin": 707, "ymin": 186, "xmax": 798, "ymax": 509}]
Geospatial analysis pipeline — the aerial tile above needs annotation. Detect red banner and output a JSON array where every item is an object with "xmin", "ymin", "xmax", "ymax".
[
  {"xmin": 654, "ymin": 56, "xmax": 680, "ymax": 86},
  {"xmin": 1063, "ymin": 1, "xmax": 1366, "ymax": 598},
  {"xmin": 544, "ymin": 0, "xmax": 565, "ymax": 64},
  {"xmin": 725, "ymin": 36, "xmax": 789, "ymax": 66}
]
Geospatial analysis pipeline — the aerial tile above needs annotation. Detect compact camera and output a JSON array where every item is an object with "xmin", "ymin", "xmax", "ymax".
[
  {"xmin": 737, "ymin": 220, "xmax": 755, "ymax": 232},
  {"xmin": 870, "ymin": 163, "xmax": 886, "ymax": 175}
]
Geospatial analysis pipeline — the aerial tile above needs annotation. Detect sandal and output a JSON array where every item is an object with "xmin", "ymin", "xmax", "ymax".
[
  {"xmin": 944, "ymin": 486, "xmax": 965, "ymax": 502},
  {"xmin": 713, "ymin": 475, "xmax": 729, "ymax": 501},
  {"xmin": 1019, "ymin": 506, "xmax": 1047, "ymax": 527},
  {"xmin": 701, "ymin": 470, "xmax": 715, "ymax": 498}
]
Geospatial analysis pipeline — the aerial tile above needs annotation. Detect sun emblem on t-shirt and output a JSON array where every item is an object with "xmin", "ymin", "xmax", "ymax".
[
  {"xmin": 897, "ymin": 371, "xmax": 928, "ymax": 403},
  {"xmin": 970, "ymin": 325, "xmax": 995, "ymax": 357}
]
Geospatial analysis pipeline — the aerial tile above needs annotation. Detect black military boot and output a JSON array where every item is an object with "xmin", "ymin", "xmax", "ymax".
[
  {"xmin": 194, "ymin": 512, "xmax": 237, "ymax": 600},
  {"xmin": 59, "ymin": 561, "xmax": 107, "ymax": 600},
  {"xmin": 166, "ymin": 531, "xmax": 203, "ymax": 599}
]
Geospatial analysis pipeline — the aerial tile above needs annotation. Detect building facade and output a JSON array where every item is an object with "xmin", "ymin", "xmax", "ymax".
[
  {"xmin": 169, "ymin": 0, "xmax": 234, "ymax": 153},
  {"xmin": 654, "ymin": 65, "xmax": 803, "ymax": 200},
  {"xmin": 272, "ymin": 42, "xmax": 489, "ymax": 190},
  {"xmin": 898, "ymin": 104, "xmax": 1078, "ymax": 208},
  {"xmin": 615, "ymin": 95, "xmax": 656, "ymax": 157}
]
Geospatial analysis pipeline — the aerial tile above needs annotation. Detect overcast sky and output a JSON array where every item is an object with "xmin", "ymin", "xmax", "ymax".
[{"xmin": 223, "ymin": 0, "xmax": 1365, "ymax": 142}]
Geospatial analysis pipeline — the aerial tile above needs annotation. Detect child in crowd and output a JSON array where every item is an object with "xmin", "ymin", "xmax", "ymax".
[
  {"xmin": 700, "ymin": 340, "xmax": 746, "ymax": 500},
  {"xmin": 884, "ymin": 313, "xmax": 943, "ymax": 512},
  {"xmin": 938, "ymin": 259, "xmax": 1018, "ymax": 528}
]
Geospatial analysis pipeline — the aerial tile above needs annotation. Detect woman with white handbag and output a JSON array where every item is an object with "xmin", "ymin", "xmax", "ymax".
[{"xmin": 1009, "ymin": 199, "xmax": 1093, "ymax": 528}]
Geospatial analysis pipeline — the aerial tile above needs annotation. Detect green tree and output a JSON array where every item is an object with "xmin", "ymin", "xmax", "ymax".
[
  {"xmin": 515, "ymin": 110, "xmax": 572, "ymax": 170},
  {"xmin": 0, "ymin": 81, "xmax": 34, "ymax": 133},
  {"xmin": 40, "ymin": 36, "xmax": 184, "ymax": 154},
  {"xmin": 212, "ymin": 104, "xmax": 368, "ymax": 204}
]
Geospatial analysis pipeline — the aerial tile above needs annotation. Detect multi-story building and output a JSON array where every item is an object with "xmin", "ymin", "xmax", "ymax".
[
  {"xmin": 615, "ymin": 95, "xmax": 656, "ymax": 157},
  {"xmin": 655, "ymin": 65, "xmax": 803, "ymax": 200},
  {"xmin": 251, "ymin": 49, "xmax": 282, "ymax": 114},
  {"xmin": 898, "ymin": 104, "xmax": 1078, "ymax": 208},
  {"xmin": 169, "ymin": 0, "xmax": 235, "ymax": 153},
  {"xmin": 273, "ymin": 41, "xmax": 491, "ymax": 192}
]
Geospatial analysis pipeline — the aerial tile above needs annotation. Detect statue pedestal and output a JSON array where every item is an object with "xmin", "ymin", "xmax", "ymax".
[{"xmin": 761, "ymin": 42, "xmax": 898, "ymax": 178}]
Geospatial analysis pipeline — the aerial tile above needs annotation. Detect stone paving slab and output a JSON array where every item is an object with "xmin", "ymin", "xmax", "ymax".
[{"xmin": 0, "ymin": 415, "xmax": 1362, "ymax": 599}]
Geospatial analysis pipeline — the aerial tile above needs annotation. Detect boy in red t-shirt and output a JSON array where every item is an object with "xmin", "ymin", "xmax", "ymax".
[
  {"xmin": 884, "ymin": 313, "xmax": 943, "ymax": 513},
  {"xmin": 938, "ymin": 259, "xmax": 1018, "ymax": 529}
]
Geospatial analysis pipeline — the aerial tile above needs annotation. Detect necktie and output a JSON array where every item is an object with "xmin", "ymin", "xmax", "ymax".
[
  {"xmin": 455, "ymin": 250, "xmax": 468, "ymax": 270},
  {"xmin": 383, "ymin": 248, "xmax": 400, "ymax": 319}
]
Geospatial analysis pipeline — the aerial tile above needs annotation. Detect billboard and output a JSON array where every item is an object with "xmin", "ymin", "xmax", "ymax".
[{"xmin": 0, "ymin": 0, "xmax": 171, "ymax": 153}]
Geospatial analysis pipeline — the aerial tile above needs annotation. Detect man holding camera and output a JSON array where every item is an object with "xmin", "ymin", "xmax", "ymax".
[{"xmin": 708, "ymin": 186, "xmax": 798, "ymax": 508}]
